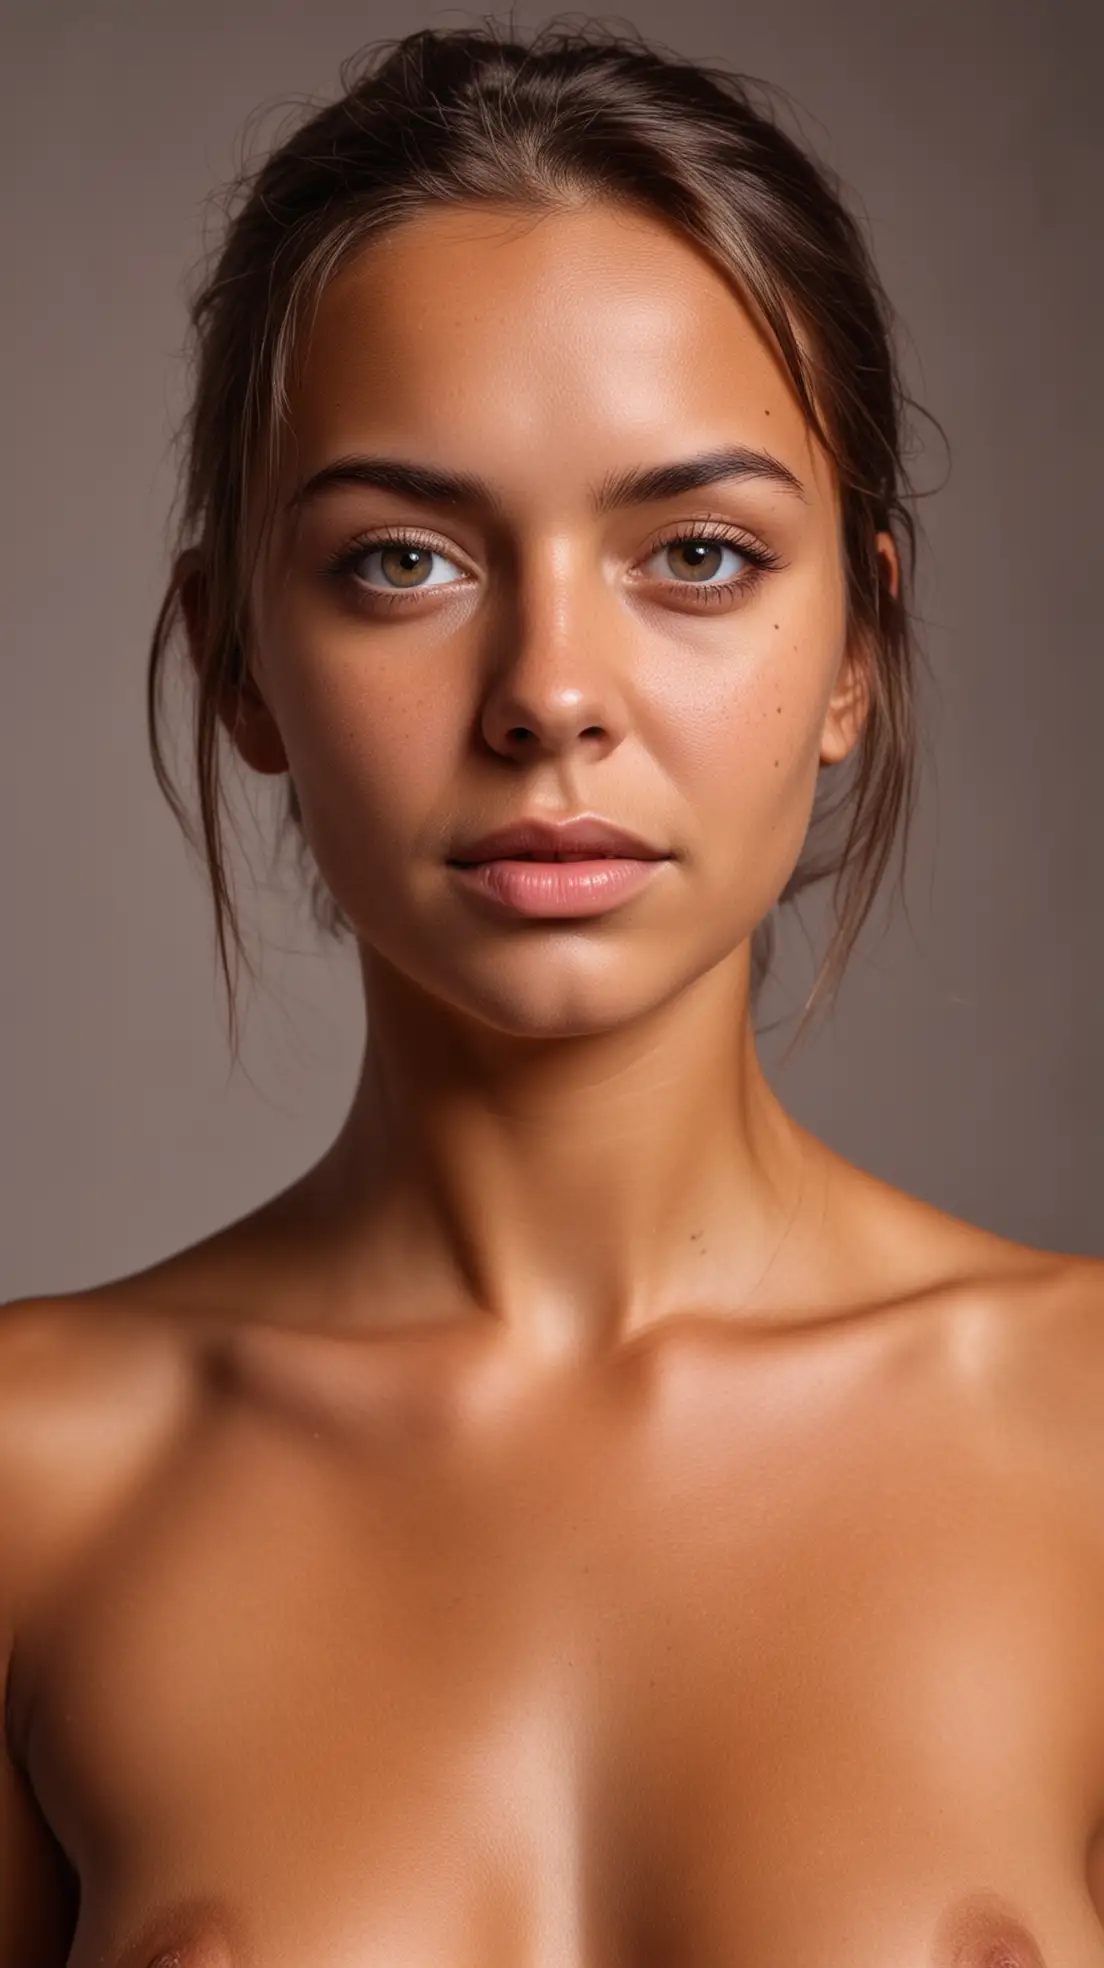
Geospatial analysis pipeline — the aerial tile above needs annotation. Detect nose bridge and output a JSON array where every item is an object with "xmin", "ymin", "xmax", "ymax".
[{"xmin": 480, "ymin": 532, "xmax": 627, "ymax": 757}]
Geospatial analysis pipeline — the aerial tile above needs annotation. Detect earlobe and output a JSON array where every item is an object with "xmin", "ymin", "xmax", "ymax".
[
  {"xmin": 172, "ymin": 548, "xmax": 289, "ymax": 778},
  {"xmin": 818, "ymin": 645, "xmax": 871, "ymax": 767},
  {"xmin": 818, "ymin": 530, "xmax": 897, "ymax": 766},
  {"xmin": 221, "ymin": 678, "xmax": 290, "ymax": 776},
  {"xmin": 876, "ymin": 527, "xmax": 900, "ymax": 602}
]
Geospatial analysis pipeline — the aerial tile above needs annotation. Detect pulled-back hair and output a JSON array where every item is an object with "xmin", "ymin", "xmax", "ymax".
[{"xmin": 148, "ymin": 16, "xmax": 932, "ymax": 1047}]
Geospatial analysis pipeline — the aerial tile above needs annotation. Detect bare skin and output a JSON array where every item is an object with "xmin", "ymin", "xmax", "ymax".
[{"xmin": 3, "ymin": 200, "xmax": 1102, "ymax": 1968}]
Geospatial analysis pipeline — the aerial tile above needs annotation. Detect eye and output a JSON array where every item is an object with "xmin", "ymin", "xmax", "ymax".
[
  {"xmin": 331, "ymin": 533, "xmax": 467, "ymax": 596},
  {"xmin": 637, "ymin": 525, "xmax": 779, "ymax": 604},
  {"xmin": 325, "ymin": 519, "xmax": 781, "ymax": 612}
]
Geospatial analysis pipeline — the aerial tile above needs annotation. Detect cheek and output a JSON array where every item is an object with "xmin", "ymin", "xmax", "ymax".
[
  {"xmin": 265, "ymin": 644, "xmax": 462, "ymax": 900},
  {"xmin": 657, "ymin": 624, "xmax": 840, "ymax": 913}
]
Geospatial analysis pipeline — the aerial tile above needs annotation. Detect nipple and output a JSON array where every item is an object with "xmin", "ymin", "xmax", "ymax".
[
  {"xmin": 138, "ymin": 1940, "xmax": 233, "ymax": 1968},
  {"xmin": 932, "ymin": 1889, "xmax": 1047, "ymax": 1968},
  {"xmin": 146, "ymin": 1953, "xmax": 233, "ymax": 1968},
  {"xmin": 114, "ymin": 1902, "xmax": 237, "ymax": 1968}
]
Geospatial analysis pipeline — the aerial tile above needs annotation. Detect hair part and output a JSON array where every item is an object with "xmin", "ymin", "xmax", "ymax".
[{"xmin": 148, "ymin": 15, "xmax": 935, "ymax": 1054}]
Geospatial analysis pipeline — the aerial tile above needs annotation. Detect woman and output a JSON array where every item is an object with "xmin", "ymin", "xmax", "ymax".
[{"xmin": 2, "ymin": 20, "xmax": 1101, "ymax": 1967}]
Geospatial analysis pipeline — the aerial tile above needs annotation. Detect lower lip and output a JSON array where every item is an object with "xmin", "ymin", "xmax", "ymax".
[{"xmin": 447, "ymin": 856, "xmax": 667, "ymax": 918}]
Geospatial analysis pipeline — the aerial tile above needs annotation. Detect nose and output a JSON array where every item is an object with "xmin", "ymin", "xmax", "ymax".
[{"xmin": 478, "ymin": 559, "xmax": 630, "ymax": 764}]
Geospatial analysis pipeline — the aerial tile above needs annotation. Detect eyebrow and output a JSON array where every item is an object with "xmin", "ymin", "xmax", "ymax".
[{"xmin": 285, "ymin": 443, "xmax": 808, "ymax": 516}]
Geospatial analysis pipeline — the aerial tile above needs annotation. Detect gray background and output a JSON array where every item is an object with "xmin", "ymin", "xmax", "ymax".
[{"xmin": 1, "ymin": 0, "xmax": 1100, "ymax": 1301}]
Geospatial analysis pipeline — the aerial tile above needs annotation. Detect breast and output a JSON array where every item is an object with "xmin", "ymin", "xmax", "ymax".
[
  {"xmin": 38, "ymin": 1316, "xmax": 1104, "ymax": 1968},
  {"xmin": 90, "ymin": 1889, "xmax": 1061, "ymax": 1968}
]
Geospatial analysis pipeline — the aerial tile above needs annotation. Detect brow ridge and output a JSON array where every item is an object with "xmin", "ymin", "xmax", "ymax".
[{"xmin": 286, "ymin": 444, "xmax": 807, "ymax": 514}]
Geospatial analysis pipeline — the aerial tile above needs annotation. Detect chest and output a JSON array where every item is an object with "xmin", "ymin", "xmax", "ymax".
[{"xmin": 20, "ymin": 1353, "xmax": 1104, "ymax": 1967}]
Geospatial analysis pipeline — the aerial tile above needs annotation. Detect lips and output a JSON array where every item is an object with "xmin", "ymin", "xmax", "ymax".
[{"xmin": 448, "ymin": 816, "xmax": 667, "ymax": 865}]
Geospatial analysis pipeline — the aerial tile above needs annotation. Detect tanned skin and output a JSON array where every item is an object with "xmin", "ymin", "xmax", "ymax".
[{"xmin": 2, "ymin": 201, "xmax": 1102, "ymax": 1968}]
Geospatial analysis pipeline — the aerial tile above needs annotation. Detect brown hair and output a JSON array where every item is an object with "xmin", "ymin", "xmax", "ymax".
[{"xmin": 148, "ymin": 16, "xmax": 934, "ymax": 1049}]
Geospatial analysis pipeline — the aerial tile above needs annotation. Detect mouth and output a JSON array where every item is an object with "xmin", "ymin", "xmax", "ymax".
[
  {"xmin": 444, "ymin": 813, "xmax": 670, "ymax": 913},
  {"xmin": 446, "ymin": 851, "xmax": 668, "ymax": 919}
]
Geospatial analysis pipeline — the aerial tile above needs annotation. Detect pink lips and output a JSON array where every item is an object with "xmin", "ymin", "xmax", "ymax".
[{"xmin": 447, "ymin": 815, "xmax": 670, "ymax": 919}]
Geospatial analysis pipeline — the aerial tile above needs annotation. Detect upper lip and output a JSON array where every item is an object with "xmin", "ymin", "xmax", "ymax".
[{"xmin": 448, "ymin": 816, "xmax": 669, "ymax": 864}]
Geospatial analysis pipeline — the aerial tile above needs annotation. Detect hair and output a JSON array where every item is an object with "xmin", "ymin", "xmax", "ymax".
[{"xmin": 147, "ymin": 15, "xmax": 935, "ymax": 1052}]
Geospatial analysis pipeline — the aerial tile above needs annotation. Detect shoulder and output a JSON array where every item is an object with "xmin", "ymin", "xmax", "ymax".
[
  {"xmin": 876, "ymin": 1175, "xmax": 1104, "ymax": 1434},
  {"xmin": 0, "ymin": 1287, "xmax": 204, "ymax": 1632},
  {"xmin": 924, "ymin": 1248, "xmax": 1104, "ymax": 1551},
  {"xmin": 0, "ymin": 1281, "xmax": 205, "ymax": 1428},
  {"xmin": 966, "ymin": 1249, "xmax": 1104, "ymax": 1441},
  {"xmin": 823, "ymin": 1148, "xmax": 1104, "ymax": 1449},
  {"xmin": 938, "ymin": 1246, "xmax": 1104, "ymax": 1405}
]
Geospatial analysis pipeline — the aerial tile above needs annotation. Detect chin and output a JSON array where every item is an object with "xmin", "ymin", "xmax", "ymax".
[{"xmin": 429, "ymin": 951, "xmax": 687, "ymax": 1040}]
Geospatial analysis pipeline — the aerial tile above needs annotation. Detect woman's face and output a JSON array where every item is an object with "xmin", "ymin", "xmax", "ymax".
[{"xmin": 242, "ymin": 199, "xmax": 893, "ymax": 1036}]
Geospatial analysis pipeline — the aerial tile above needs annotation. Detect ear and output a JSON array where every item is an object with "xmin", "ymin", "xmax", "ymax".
[
  {"xmin": 818, "ymin": 529, "xmax": 899, "ymax": 767},
  {"xmin": 174, "ymin": 547, "xmax": 289, "ymax": 777}
]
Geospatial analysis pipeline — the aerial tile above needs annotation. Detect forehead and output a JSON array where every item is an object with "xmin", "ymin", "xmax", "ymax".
[{"xmin": 280, "ymin": 200, "xmax": 834, "ymax": 513}]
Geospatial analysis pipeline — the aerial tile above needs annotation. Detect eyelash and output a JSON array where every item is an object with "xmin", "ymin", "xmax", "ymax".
[{"xmin": 323, "ymin": 517, "xmax": 783, "ymax": 613}]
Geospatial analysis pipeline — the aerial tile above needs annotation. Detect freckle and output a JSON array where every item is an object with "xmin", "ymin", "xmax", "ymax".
[{"xmin": 773, "ymin": 758, "xmax": 779, "ymax": 767}]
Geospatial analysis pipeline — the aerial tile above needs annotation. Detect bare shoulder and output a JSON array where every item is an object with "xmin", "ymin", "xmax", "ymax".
[
  {"xmin": 911, "ymin": 1234, "xmax": 1104, "ymax": 1550},
  {"xmin": 959, "ymin": 1246, "xmax": 1104, "ymax": 1454},
  {"xmin": 0, "ymin": 1287, "xmax": 203, "ymax": 1626},
  {"xmin": 815, "ymin": 1138, "xmax": 1096, "ymax": 1323},
  {"xmin": 822, "ymin": 1146, "xmax": 1104, "ymax": 1454}
]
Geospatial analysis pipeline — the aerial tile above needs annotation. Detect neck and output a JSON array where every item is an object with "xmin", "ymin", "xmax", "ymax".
[{"xmin": 304, "ymin": 941, "xmax": 825, "ymax": 1362}]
